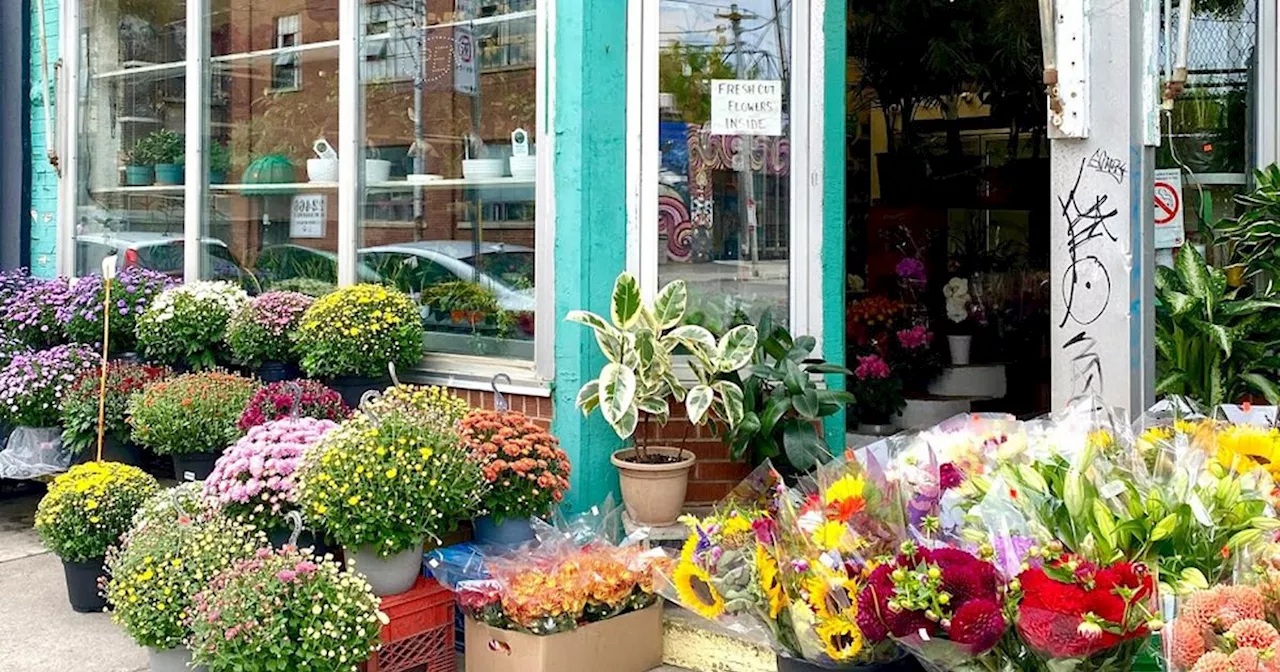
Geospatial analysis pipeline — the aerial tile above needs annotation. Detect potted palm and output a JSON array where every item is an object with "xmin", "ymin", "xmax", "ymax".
[{"xmin": 570, "ymin": 273, "xmax": 756, "ymax": 525}]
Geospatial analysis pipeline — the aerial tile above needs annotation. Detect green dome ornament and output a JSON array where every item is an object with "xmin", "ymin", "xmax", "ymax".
[{"xmin": 241, "ymin": 154, "xmax": 297, "ymax": 196}]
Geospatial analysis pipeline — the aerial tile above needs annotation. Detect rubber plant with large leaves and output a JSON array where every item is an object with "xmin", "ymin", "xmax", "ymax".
[
  {"xmin": 569, "ymin": 273, "xmax": 757, "ymax": 461},
  {"xmin": 1155, "ymin": 243, "xmax": 1280, "ymax": 409}
]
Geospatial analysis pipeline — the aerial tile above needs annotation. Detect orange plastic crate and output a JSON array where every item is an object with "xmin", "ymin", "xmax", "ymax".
[{"xmin": 363, "ymin": 577, "xmax": 456, "ymax": 672}]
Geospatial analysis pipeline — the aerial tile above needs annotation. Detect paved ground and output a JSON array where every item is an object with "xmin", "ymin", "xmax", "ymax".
[
  {"xmin": 0, "ymin": 481, "xmax": 690, "ymax": 672},
  {"xmin": 0, "ymin": 482, "xmax": 148, "ymax": 672}
]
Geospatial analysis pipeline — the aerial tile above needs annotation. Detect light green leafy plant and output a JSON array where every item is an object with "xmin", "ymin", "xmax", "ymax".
[{"xmin": 569, "ymin": 273, "xmax": 757, "ymax": 460}]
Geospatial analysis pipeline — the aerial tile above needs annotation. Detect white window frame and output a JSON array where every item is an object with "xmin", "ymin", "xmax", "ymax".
[
  {"xmin": 625, "ymin": 0, "xmax": 827, "ymax": 356},
  {"xmin": 57, "ymin": 0, "xmax": 556, "ymax": 392}
]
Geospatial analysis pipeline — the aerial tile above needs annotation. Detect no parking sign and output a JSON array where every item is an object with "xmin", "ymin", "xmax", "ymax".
[{"xmin": 1153, "ymin": 168, "xmax": 1185, "ymax": 249}]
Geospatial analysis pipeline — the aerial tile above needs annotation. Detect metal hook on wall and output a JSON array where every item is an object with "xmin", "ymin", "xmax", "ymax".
[{"xmin": 491, "ymin": 373, "xmax": 512, "ymax": 412}]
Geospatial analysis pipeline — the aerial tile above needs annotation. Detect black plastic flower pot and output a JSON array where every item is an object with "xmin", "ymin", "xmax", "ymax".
[
  {"xmin": 256, "ymin": 360, "xmax": 300, "ymax": 383},
  {"xmin": 326, "ymin": 375, "xmax": 391, "ymax": 409},
  {"xmin": 62, "ymin": 557, "xmax": 108, "ymax": 613},
  {"xmin": 171, "ymin": 451, "xmax": 221, "ymax": 482},
  {"xmin": 72, "ymin": 436, "xmax": 144, "ymax": 467},
  {"xmin": 110, "ymin": 351, "xmax": 142, "ymax": 364}
]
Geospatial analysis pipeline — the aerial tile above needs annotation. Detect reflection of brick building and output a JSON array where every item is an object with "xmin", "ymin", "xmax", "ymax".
[{"xmin": 210, "ymin": 0, "xmax": 537, "ymax": 269}]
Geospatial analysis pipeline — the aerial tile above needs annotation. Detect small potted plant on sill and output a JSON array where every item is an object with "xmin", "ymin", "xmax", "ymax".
[
  {"xmin": 123, "ymin": 138, "xmax": 157, "ymax": 186},
  {"xmin": 128, "ymin": 370, "xmax": 260, "ymax": 481},
  {"xmin": 34, "ymin": 461, "xmax": 159, "ymax": 612},
  {"xmin": 298, "ymin": 411, "xmax": 486, "ymax": 596},
  {"xmin": 204, "ymin": 416, "xmax": 339, "ymax": 551},
  {"xmin": 460, "ymin": 407, "xmax": 571, "ymax": 545},
  {"xmin": 208, "ymin": 140, "xmax": 230, "ymax": 184},
  {"xmin": 421, "ymin": 280, "xmax": 504, "ymax": 334},
  {"xmin": 0, "ymin": 344, "xmax": 98, "ymax": 466},
  {"xmin": 136, "ymin": 280, "xmax": 250, "ymax": 371},
  {"xmin": 105, "ymin": 484, "xmax": 266, "ymax": 672},
  {"xmin": 720, "ymin": 313, "xmax": 855, "ymax": 477},
  {"xmin": 225, "ymin": 290, "xmax": 314, "ymax": 381},
  {"xmin": 147, "ymin": 129, "xmax": 185, "ymax": 186},
  {"xmin": 237, "ymin": 378, "xmax": 349, "ymax": 431},
  {"xmin": 61, "ymin": 362, "xmax": 169, "ymax": 467},
  {"xmin": 189, "ymin": 547, "xmax": 384, "ymax": 672},
  {"xmin": 295, "ymin": 284, "xmax": 425, "ymax": 407},
  {"xmin": 849, "ymin": 354, "xmax": 905, "ymax": 435},
  {"xmin": 570, "ymin": 273, "xmax": 756, "ymax": 526}
]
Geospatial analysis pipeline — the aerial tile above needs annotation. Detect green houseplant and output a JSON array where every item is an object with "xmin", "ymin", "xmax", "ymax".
[
  {"xmin": 128, "ymin": 371, "xmax": 260, "ymax": 481},
  {"xmin": 208, "ymin": 140, "xmax": 231, "ymax": 184},
  {"xmin": 570, "ymin": 273, "xmax": 756, "ymax": 525},
  {"xmin": 1214, "ymin": 164, "xmax": 1280, "ymax": 286},
  {"xmin": 147, "ymin": 129, "xmax": 185, "ymax": 186},
  {"xmin": 720, "ymin": 314, "xmax": 854, "ymax": 472},
  {"xmin": 1155, "ymin": 244, "xmax": 1280, "ymax": 408},
  {"xmin": 34, "ymin": 461, "xmax": 159, "ymax": 612},
  {"xmin": 124, "ymin": 137, "xmax": 157, "ymax": 186}
]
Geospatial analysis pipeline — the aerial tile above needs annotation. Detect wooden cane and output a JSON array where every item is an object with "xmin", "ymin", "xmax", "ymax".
[{"xmin": 94, "ymin": 261, "xmax": 115, "ymax": 462}]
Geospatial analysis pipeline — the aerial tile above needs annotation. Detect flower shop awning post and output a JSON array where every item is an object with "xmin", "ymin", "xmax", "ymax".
[{"xmin": 1046, "ymin": 0, "xmax": 1159, "ymax": 412}]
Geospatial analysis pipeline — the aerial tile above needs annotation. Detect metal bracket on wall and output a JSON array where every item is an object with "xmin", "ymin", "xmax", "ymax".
[{"xmin": 1048, "ymin": 0, "xmax": 1089, "ymax": 138}]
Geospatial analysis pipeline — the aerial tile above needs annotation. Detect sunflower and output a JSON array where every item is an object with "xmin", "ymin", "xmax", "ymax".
[
  {"xmin": 675, "ymin": 558, "xmax": 725, "ymax": 619},
  {"xmin": 806, "ymin": 570, "xmax": 858, "ymax": 620},
  {"xmin": 1216, "ymin": 425, "xmax": 1280, "ymax": 477},
  {"xmin": 755, "ymin": 544, "xmax": 786, "ymax": 619},
  {"xmin": 720, "ymin": 514, "xmax": 753, "ymax": 537},
  {"xmin": 816, "ymin": 616, "xmax": 863, "ymax": 661},
  {"xmin": 811, "ymin": 520, "xmax": 848, "ymax": 551},
  {"xmin": 824, "ymin": 475, "xmax": 866, "ymax": 506},
  {"xmin": 680, "ymin": 533, "xmax": 699, "ymax": 565}
]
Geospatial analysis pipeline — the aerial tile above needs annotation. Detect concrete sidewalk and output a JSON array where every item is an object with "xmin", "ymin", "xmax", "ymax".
[{"xmin": 0, "ymin": 484, "xmax": 148, "ymax": 672}]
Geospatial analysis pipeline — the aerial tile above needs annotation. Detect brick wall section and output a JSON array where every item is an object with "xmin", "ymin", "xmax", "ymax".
[{"xmin": 438, "ymin": 386, "xmax": 746, "ymax": 506}]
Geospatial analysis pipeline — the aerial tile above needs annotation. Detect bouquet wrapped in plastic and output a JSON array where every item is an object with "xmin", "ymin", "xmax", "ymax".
[{"xmin": 430, "ymin": 508, "xmax": 670, "ymax": 636}]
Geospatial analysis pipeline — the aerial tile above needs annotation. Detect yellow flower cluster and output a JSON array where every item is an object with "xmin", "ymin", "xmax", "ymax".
[
  {"xmin": 298, "ymin": 413, "xmax": 485, "ymax": 555},
  {"xmin": 357, "ymin": 383, "xmax": 469, "ymax": 432},
  {"xmin": 34, "ymin": 461, "xmax": 159, "ymax": 563},
  {"xmin": 104, "ymin": 488, "xmax": 265, "ymax": 650},
  {"xmin": 296, "ymin": 283, "xmax": 425, "ymax": 378}
]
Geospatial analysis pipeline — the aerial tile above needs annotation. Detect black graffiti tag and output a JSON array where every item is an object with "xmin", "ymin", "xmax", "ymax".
[
  {"xmin": 1086, "ymin": 148, "xmax": 1127, "ymax": 184},
  {"xmin": 1063, "ymin": 330, "xmax": 1104, "ymax": 403},
  {"xmin": 1058, "ymin": 158, "xmax": 1118, "ymax": 328}
]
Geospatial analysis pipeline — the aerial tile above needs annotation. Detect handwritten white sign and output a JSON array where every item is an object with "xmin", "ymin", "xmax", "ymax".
[
  {"xmin": 290, "ymin": 194, "xmax": 327, "ymax": 239},
  {"xmin": 710, "ymin": 79, "xmax": 782, "ymax": 136}
]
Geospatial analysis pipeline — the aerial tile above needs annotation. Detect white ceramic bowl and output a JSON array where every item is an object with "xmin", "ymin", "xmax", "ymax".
[
  {"xmin": 306, "ymin": 158, "xmax": 338, "ymax": 182},
  {"xmin": 509, "ymin": 155, "xmax": 537, "ymax": 179},
  {"xmin": 365, "ymin": 159, "xmax": 393, "ymax": 183},
  {"xmin": 462, "ymin": 158, "xmax": 507, "ymax": 180}
]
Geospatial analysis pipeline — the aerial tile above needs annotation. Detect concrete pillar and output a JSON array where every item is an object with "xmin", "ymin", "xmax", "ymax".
[{"xmin": 1049, "ymin": 0, "xmax": 1157, "ymax": 414}]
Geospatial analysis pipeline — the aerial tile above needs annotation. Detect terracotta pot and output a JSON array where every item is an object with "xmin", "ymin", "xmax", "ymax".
[{"xmin": 610, "ymin": 446, "xmax": 695, "ymax": 525}]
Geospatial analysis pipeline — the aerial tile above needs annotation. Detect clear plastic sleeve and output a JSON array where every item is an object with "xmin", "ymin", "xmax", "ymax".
[{"xmin": 0, "ymin": 426, "xmax": 69, "ymax": 480}]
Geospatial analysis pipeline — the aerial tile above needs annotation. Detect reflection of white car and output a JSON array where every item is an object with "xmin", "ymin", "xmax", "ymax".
[
  {"xmin": 75, "ymin": 232, "xmax": 248, "ymax": 284},
  {"xmin": 360, "ymin": 241, "xmax": 536, "ymax": 312}
]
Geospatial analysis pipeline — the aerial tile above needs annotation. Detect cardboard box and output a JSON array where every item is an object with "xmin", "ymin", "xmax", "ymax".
[{"xmin": 464, "ymin": 602, "xmax": 664, "ymax": 672}]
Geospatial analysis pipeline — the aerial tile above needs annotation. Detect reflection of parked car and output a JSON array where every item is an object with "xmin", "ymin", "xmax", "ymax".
[
  {"xmin": 75, "ymin": 233, "xmax": 251, "ymax": 286},
  {"xmin": 360, "ymin": 241, "xmax": 535, "ymax": 312},
  {"xmin": 254, "ymin": 244, "xmax": 381, "ymax": 288}
]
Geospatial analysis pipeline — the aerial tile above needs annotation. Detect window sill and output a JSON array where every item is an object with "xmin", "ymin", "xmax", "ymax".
[{"xmin": 402, "ymin": 352, "xmax": 550, "ymax": 397}]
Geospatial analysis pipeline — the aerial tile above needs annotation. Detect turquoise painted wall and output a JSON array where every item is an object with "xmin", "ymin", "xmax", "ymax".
[
  {"xmin": 28, "ymin": 0, "xmax": 58, "ymax": 278},
  {"xmin": 822, "ymin": 0, "xmax": 848, "ymax": 451},
  {"xmin": 550, "ymin": 0, "xmax": 630, "ymax": 512}
]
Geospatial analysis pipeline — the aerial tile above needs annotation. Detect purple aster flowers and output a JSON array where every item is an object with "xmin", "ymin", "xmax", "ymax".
[
  {"xmin": 58, "ymin": 267, "xmax": 173, "ymax": 352},
  {"xmin": 0, "ymin": 345, "xmax": 99, "ymax": 427},
  {"xmin": 2, "ymin": 277, "xmax": 72, "ymax": 348}
]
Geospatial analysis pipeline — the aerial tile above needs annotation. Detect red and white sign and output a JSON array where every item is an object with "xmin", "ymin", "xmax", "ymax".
[
  {"xmin": 453, "ymin": 0, "xmax": 478, "ymax": 95},
  {"xmin": 1153, "ymin": 168, "xmax": 1184, "ymax": 249}
]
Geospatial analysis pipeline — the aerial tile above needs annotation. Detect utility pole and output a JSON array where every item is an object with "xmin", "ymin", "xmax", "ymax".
[{"xmin": 716, "ymin": 3, "xmax": 760, "ymax": 274}]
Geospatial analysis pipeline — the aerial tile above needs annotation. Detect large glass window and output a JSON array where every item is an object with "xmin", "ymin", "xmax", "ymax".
[
  {"xmin": 75, "ymin": 1, "xmax": 190, "ymax": 280},
  {"xmin": 201, "ymin": 1, "xmax": 341, "ymax": 292},
  {"xmin": 357, "ymin": 0, "xmax": 540, "ymax": 360},
  {"xmin": 653, "ymin": 0, "xmax": 792, "ymax": 335}
]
